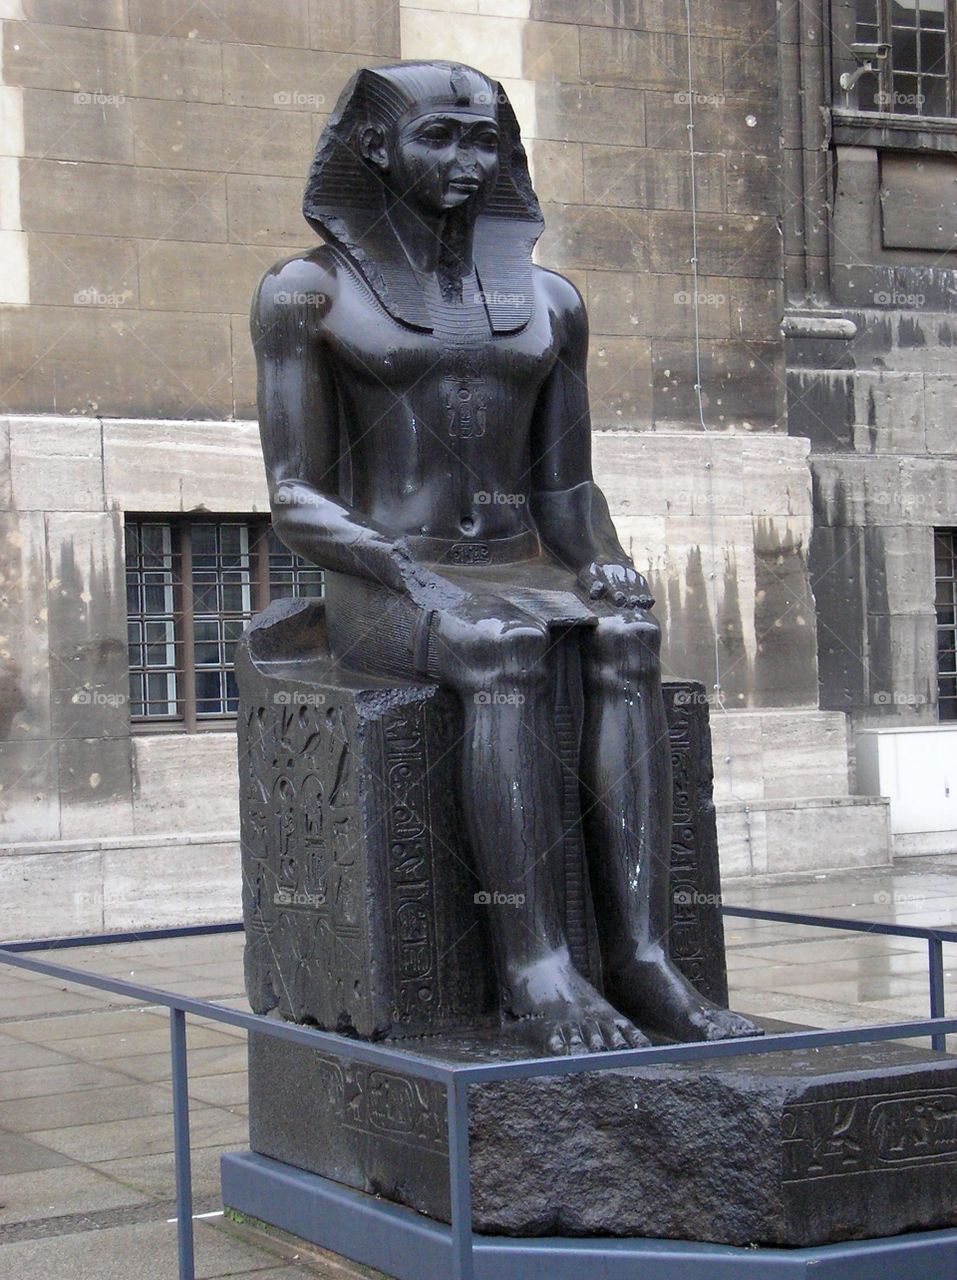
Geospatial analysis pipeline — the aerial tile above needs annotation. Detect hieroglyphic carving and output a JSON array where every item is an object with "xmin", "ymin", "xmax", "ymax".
[
  {"xmin": 239, "ymin": 694, "xmax": 365, "ymax": 1025},
  {"xmin": 314, "ymin": 1052, "xmax": 448, "ymax": 1152},
  {"xmin": 381, "ymin": 706, "xmax": 441, "ymax": 1023},
  {"xmin": 783, "ymin": 1089, "xmax": 957, "ymax": 1183},
  {"xmin": 663, "ymin": 682, "xmax": 728, "ymax": 1007}
]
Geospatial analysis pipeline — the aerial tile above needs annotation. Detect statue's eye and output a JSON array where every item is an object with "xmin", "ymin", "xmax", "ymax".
[
  {"xmin": 419, "ymin": 126, "xmax": 453, "ymax": 145},
  {"xmin": 474, "ymin": 132, "xmax": 499, "ymax": 150}
]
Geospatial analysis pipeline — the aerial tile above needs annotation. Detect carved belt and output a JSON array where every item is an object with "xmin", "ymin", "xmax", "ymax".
[{"xmin": 406, "ymin": 528, "xmax": 541, "ymax": 567}]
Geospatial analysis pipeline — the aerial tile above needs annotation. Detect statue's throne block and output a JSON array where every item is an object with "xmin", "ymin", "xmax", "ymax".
[{"xmin": 236, "ymin": 597, "xmax": 728, "ymax": 1041}]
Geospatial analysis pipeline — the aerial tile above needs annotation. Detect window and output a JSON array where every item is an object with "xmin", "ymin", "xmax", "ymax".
[
  {"xmin": 936, "ymin": 530, "xmax": 957, "ymax": 720},
  {"xmin": 125, "ymin": 517, "xmax": 322, "ymax": 729},
  {"xmin": 852, "ymin": 0, "xmax": 954, "ymax": 117}
]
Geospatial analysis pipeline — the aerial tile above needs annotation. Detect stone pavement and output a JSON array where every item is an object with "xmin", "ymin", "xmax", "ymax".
[{"xmin": 1, "ymin": 858, "xmax": 955, "ymax": 1278}]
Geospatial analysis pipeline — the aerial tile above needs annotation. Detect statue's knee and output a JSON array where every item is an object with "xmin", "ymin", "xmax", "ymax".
[
  {"xmin": 456, "ymin": 621, "xmax": 548, "ymax": 692},
  {"xmin": 587, "ymin": 614, "xmax": 661, "ymax": 684}
]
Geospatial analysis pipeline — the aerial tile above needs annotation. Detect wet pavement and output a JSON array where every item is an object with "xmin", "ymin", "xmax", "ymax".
[{"xmin": 1, "ymin": 857, "xmax": 955, "ymax": 1277}]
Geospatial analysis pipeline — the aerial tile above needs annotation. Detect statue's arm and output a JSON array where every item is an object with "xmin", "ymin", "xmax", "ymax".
[
  {"xmin": 529, "ymin": 272, "xmax": 626, "ymax": 568},
  {"xmin": 252, "ymin": 257, "xmax": 408, "ymax": 590},
  {"xmin": 528, "ymin": 274, "xmax": 647, "ymax": 600}
]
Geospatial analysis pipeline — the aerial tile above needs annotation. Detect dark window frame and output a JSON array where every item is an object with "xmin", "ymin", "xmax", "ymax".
[
  {"xmin": 124, "ymin": 514, "xmax": 322, "ymax": 734},
  {"xmin": 936, "ymin": 528, "xmax": 957, "ymax": 722}
]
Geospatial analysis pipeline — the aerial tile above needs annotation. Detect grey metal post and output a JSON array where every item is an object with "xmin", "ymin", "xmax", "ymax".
[
  {"xmin": 447, "ymin": 1077, "xmax": 474, "ymax": 1280},
  {"xmin": 929, "ymin": 937, "xmax": 947, "ymax": 1053},
  {"xmin": 170, "ymin": 1007, "xmax": 196, "ymax": 1280}
]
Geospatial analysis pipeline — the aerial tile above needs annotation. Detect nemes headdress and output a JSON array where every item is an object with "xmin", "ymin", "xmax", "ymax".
[{"xmin": 302, "ymin": 61, "xmax": 544, "ymax": 333}]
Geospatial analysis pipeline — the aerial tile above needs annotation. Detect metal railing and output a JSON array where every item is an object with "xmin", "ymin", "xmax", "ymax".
[{"xmin": 1, "ymin": 906, "xmax": 956, "ymax": 1280}]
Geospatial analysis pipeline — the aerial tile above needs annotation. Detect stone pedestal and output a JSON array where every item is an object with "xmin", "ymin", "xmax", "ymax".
[{"xmin": 246, "ymin": 1030, "xmax": 957, "ymax": 1247}]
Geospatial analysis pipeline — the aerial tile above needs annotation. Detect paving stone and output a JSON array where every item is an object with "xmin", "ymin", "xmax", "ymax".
[
  {"xmin": 0, "ymin": 1162, "xmax": 146, "ymax": 1225},
  {"xmin": 93, "ymin": 1143, "xmax": 237, "ymax": 1201},
  {"xmin": 0, "ymin": 1130, "xmax": 74, "ymax": 1175},
  {"xmin": 0, "ymin": 1082, "xmax": 174, "ymax": 1133},
  {"xmin": 0, "ymin": 1008, "xmax": 169, "ymax": 1044},
  {"xmin": 31, "ymin": 1105, "xmax": 247, "ymax": 1163},
  {"xmin": 105, "ymin": 1043, "xmax": 248, "ymax": 1083},
  {"xmin": 0, "ymin": 1217, "xmax": 293, "ymax": 1280}
]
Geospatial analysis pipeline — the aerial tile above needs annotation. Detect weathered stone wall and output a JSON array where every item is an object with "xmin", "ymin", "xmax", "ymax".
[
  {"xmin": 786, "ymin": 140, "xmax": 957, "ymax": 733},
  {"xmin": 0, "ymin": 1, "xmax": 399, "ymax": 417}
]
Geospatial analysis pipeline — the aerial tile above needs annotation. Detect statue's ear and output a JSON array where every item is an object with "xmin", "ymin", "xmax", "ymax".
[{"xmin": 357, "ymin": 123, "xmax": 389, "ymax": 174}]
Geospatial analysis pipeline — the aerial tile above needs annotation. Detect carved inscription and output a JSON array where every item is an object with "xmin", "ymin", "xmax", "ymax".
[
  {"xmin": 239, "ymin": 696, "xmax": 365, "ymax": 1022},
  {"xmin": 382, "ymin": 707, "xmax": 441, "ymax": 1022},
  {"xmin": 315, "ymin": 1053, "xmax": 447, "ymax": 1152},
  {"xmin": 667, "ymin": 690, "xmax": 706, "ymax": 987},
  {"xmin": 783, "ymin": 1089, "xmax": 957, "ymax": 1183}
]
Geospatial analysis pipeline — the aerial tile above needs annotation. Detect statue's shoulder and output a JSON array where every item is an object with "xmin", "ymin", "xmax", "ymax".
[
  {"xmin": 252, "ymin": 245, "xmax": 345, "ymax": 325},
  {"xmin": 533, "ymin": 265, "xmax": 587, "ymax": 337}
]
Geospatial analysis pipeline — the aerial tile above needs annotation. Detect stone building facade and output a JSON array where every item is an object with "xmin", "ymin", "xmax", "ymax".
[{"xmin": 1, "ymin": 0, "xmax": 951, "ymax": 936}]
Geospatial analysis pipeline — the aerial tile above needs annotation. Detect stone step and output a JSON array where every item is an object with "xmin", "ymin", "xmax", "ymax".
[
  {"xmin": 716, "ymin": 795, "xmax": 891, "ymax": 879},
  {"xmin": 710, "ymin": 708, "xmax": 851, "ymax": 803}
]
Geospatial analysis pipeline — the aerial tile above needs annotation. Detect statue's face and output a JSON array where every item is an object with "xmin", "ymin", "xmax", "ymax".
[{"xmin": 376, "ymin": 111, "xmax": 500, "ymax": 214}]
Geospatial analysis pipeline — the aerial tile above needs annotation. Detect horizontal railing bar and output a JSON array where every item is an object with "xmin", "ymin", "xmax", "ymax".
[
  {"xmin": 0, "ymin": 947, "xmax": 458, "ymax": 1084},
  {"xmin": 1, "ymin": 943, "xmax": 954, "ymax": 1088},
  {"xmin": 722, "ymin": 905, "xmax": 957, "ymax": 944},
  {"xmin": 1, "ymin": 921, "xmax": 244, "ymax": 953}
]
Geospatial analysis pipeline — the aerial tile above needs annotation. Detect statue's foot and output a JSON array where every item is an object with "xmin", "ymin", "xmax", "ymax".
[
  {"xmin": 507, "ymin": 958, "xmax": 650, "ymax": 1056},
  {"xmin": 607, "ymin": 951, "xmax": 763, "ymax": 1044}
]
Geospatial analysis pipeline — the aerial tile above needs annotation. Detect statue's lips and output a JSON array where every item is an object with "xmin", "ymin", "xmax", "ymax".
[{"xmin": 448, "ymin": 177, "xmax": 481, "ymax": 191}]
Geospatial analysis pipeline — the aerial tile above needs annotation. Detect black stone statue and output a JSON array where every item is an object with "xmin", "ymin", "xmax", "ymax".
[{"xmin": 251, "ymin": 60, "xmax": 760, "ymax": 1055}]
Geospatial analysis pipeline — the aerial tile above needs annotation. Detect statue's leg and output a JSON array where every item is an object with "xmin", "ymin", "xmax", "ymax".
[
  {"xmin": 578, "ymin": 613, "xmax": 761, "ymax": 1042},
  {"xmin": 434, "ymin": 619, "xmax": 649, "ymax": 1055}
]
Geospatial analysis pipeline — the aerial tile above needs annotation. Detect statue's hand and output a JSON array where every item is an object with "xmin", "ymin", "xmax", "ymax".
[
  {"xmin": 578, "ymin": 559, "xmax": 655, "ymax": 610},
  {"xmin": 387, "ymin": 540, "xmax": 466, "ymax": 609}
]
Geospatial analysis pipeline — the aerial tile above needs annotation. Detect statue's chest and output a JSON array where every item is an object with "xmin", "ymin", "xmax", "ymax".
[{"xmin": 329, "ymin": 316, "xmax": 558, "ymax": 410}]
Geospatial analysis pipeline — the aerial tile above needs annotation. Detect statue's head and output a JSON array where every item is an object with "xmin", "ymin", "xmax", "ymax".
[
  {"xmin": 303, "ymin": 61, "xmax": 543, "ymax": 333},
  {"xmin": 355, "ymin": 63, "xmax": 501, "ymax": 217}
]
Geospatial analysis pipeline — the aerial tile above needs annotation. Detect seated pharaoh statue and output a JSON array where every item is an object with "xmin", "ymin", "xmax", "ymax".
[{"xmin": 250, "ymin": 60, "xmax": 760, "ymax": 1056}]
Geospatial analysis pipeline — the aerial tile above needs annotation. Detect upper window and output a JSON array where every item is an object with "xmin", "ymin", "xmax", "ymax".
[
  {"xmin": 852, "ymin": 0, "xmax": 954, "ymax": 116},
  {"xmin": 936, "ymin": 529, "xmax": 957, "ymax": 721},
  {"xmin": 125, "ymin": 516, "xmax": 322, "ymax": 730}
]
